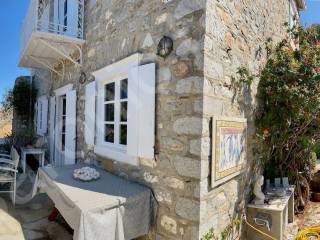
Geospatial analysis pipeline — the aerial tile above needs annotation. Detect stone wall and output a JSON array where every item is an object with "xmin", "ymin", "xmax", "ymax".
[
  {"xmin": 199, "ymin": 0, "xmax": 293, "ymax": 238},
  {"xmin": 31, "ymin": 0, "xmax": 298, "ymax": 239},
  {"xmin": 34, "ymin": 0, "xmax": 208, "ymax": 239}
]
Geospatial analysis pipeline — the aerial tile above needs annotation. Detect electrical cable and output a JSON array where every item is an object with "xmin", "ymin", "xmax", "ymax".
[
  {"xmin": 295, "ymin": 226, "xmax": 320, "ymax": 240},
  {"xmin": 242, "ymin": 213, "xmax": 277, "ymax": 240}
]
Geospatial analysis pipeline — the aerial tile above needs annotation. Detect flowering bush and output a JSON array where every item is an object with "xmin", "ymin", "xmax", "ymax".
[{"xmin": 255, "ymin": 24, "xmax": 320, "ymax": 210}]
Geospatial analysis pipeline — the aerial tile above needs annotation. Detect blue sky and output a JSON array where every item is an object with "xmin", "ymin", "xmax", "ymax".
[
  {"xmin": 301, "ymin": 0, "xmax": 320, "ymax": 26},
  {"xmin": 0, "ymin": 0, "xmax": 319, "ymax": 103},
  {"xmin": 0, "ymin": 0, "xmax": 29, "ymax": 103}
]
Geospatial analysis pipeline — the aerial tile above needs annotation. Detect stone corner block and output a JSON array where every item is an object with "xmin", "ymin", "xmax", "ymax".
[{"xmin": 175, "ymin": 198, "xmax": 200, "ymax": 222}]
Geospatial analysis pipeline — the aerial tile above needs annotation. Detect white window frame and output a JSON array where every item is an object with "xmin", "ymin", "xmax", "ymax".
[
  {"xmin": 93, "ymin": 53, "xmax": 142, "ymax": 165},
  {"xmin": 100, "ymin": 73, "xmax": 128, "ymax": 150}
]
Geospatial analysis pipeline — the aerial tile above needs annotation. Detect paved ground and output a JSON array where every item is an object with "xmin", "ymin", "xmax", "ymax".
[
  {"xmin": 1, "ymin": 193, "xmax": 73, "ymax": 240},
  {"xmin": 0, "ymin": 166, "xmax": 72, "ymax": 240},
  {"xmin": 287, "ymin": 201, "xmax": 320, "ymax": 239}
]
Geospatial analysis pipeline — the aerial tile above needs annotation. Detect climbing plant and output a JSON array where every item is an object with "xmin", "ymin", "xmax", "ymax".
[
  {"xmin": 1, "ymin": 78, "xmax": 37, "ymax": 147},
  {"xmin": 1, "ymin": 78, "xmax": 37, "ymax": 121},
  {"xmin": 254, "ymin": 24, "xmax": 320, "ymax": 211}
]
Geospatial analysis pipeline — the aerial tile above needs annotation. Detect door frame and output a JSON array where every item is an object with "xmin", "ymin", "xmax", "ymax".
[{"xmin": 53, "ymin": 84, "xmax": 73, "ymax": 166}]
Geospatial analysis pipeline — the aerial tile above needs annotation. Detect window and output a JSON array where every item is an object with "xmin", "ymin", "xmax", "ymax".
[
  {"xmin": 63, "ymin": 0, "xmax": 68, "ymax": 31},
  {"xmin": 61, "ymin": 96, "xmax": 67, "ymax": 151},
  {"xmin": 89, "ymin": 53, "xmax": 155, "ymax": 166},
  {"xmin": 103, "ymin": 79, "xmax": 128, "ymax": 147}
]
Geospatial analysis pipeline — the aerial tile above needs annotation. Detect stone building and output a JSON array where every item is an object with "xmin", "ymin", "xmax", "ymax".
[{"xmin": 18, "ymin": 0, "xmax": 305, "ymax": 239}]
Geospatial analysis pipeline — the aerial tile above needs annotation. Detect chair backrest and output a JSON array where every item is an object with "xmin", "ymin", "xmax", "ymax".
[
  {"xmin": 11, "ymin": 148, "xmax": 20, "ymax": 169},
  {"xmin": 10, "ymin": 146, "xmax": 14, "ymax": 159}
]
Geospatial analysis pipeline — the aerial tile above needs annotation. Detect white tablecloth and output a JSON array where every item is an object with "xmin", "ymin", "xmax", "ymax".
[{"xmin": 33, "ymin": 164, "xmax": 156, "ymax": 240}]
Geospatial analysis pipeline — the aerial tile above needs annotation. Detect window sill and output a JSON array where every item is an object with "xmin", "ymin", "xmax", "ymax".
[{"xmin": 94, "ymin": 145, "xmax": 138, "ymax": 166}]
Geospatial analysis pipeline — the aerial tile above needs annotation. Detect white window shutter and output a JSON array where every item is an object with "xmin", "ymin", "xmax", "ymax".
[
  {"xmin": 42, "ymin": 98, "xmax": 48, "ymax": 135},
  {"xmin": 137, "ymin": 63, "xmax": 156, "ymax": 159},
  {"xmin": 35, "ymin": 102, "xmax": 39, "ymax": 134},
  {"xmin": 127, "ymin": 66, "xmax": 139, "ymax": 158},
  {"xmin": 128, "ymin": 63, "xmax": 156, "ymax": 159},
  {"xmin": 49, "ymin": 96, "xmax": 56, "ymax": 164},
  {"xmin": 65, "ymin": 90, "xmax": 77, "ymax": 165},
  {"xmin": 85, "ymin": 81, "xmax": 96, "ymax": 146},
  {"xmin": 67, "ymin": 0, "xmax": 79, "ymax": 37}
]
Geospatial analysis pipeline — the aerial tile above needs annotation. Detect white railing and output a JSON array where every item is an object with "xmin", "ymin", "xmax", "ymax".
[{"xmin": 20, "ymin": 0, "xmax": 84, "ymax": 58}]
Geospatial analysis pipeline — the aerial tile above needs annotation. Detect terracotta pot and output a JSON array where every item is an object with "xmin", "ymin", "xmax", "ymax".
[
  {"xmin": 311, "ymin": 192, "xmax": 320, "ymax": 202},
  {"xmin": 310, "ymin": 171, "xmax": 320, "ymax": 192}
]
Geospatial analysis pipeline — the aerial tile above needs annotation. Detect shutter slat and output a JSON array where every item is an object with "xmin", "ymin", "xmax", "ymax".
[{"xmin": 85, "ymin": 81, "xmax": 96, "ymax": 146}]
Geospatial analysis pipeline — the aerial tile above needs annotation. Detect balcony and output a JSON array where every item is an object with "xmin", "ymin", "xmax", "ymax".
[{"xmin": 19, "ymin": 0, "xmax": 85, "ymax": 75}]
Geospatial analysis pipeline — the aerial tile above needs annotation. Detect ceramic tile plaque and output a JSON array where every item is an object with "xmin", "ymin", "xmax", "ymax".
[{"xmin": 211, "ymin": 117, "xmax": 247, "ymax": 187}]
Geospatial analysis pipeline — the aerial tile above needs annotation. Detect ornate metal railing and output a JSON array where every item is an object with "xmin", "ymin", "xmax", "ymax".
[{"xmin": 20, "ymin": 0, "xmax": 84, "ymax": 57}]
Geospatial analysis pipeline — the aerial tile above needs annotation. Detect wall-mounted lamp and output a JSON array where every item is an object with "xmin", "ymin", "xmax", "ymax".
[{"xmin": 157, "ymin": 36, "xmax": 173, "ymax": 58}]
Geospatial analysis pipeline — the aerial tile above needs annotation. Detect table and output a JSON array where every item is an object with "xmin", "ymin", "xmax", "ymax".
[
  {"xmin": 21, "ymin": 148, "xmax": 45, "ymax": 173},
  {"xmin": 33, "ymin": 164, "xmax": 156, "ymax": 240},
  {"xmin": 247, "ymin": 187, "xmax": 294, "ymax": 240}
]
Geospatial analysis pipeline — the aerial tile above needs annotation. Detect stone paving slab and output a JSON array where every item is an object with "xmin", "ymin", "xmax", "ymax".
[
  {"xmin": 6, "ymin": 194, "xmax": 73, "ymax": 240},
  {"xmin": 0, "ymin": 190, "xmax": 72, "ymax": 240},
  {"xmin": 287, "ymin": 201, "xmax": 320, "ymax": 239},
  {"xmin": 0, "ymin": 197, "xmax": 24, "ymax": 240}
]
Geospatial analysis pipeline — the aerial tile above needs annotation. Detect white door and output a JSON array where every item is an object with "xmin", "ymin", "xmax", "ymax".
[
  {"xmin": 54, "ymin": 90, "xmax": 76, "ymax": 165},
  {"xmin": 65, "ymin": 90, "xmax": 76, "ymax": 165}
]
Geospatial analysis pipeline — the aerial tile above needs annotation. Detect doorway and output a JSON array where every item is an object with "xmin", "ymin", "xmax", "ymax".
[{"xmin": 52, "ymin": 85, "xmax": 76, "ymax": 166}]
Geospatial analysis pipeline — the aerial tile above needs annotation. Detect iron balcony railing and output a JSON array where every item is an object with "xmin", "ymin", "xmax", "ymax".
[{"xmin": 20, "ymin": 0, "xmax": 84, "ymax": 58}]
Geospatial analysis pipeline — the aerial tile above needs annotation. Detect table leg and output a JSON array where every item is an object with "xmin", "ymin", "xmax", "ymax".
[
  {"xmin": 270, "ymin": 210, "xmax": 283, "ymax": 240},
  {"xmin": 42, "ymin": 152, "xmax": 45, "ymax": 167},
  {"xmin": 288, "ymin": 193, "xmax": 294, "ymax": 223},
  {"xmin": 23, "ymin": 153, "xmax": 26, "ymax": 173}
]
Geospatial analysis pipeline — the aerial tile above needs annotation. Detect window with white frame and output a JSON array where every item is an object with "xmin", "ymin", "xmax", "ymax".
[
  {"xmin": 103, "ymin": 79, "xmax": 128, "ymax": 146},
  {"xmin": 85, "ymin": 53, "xmax": 156, "ymax": 166}
]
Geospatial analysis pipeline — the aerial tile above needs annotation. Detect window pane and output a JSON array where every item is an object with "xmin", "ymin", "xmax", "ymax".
[
  {"xmin": 120, "ymin": 79, "xmax": 128, "ymax": 99},
  {"xmin": 105, "ymin": 124, "xmax": 114, "ymax": 143},
  {"xmin": 105, "ymin": 82, "xmax": 115, "ymax": 101},
  {"xmin": 105, "ymin": 104, "xmax": 114, "ymax": 121},
  {"xmin": 62, "ymin": 97, "xmax": 66, "ymax": 115},
  {"xmin": 120, "ymin": 125, "xmax": 127, "ymax": 145},
  {"xmin": 120, "ymin": 102, "xmax": 127, "ymax": 122},
  {"xmin": 62, "ymin": 116, "xmax": 66, "ymax": 132},
  {"xmin": 62, "ymin": 134, "xmax": 66, "ymax": 151}
]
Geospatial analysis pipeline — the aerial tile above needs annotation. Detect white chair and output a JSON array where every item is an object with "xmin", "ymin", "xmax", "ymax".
[
  {"xmin": 0, "ymin": 147, "xmax": 19, "ymax": 206},
  {"xmin": 0, "ymin": 146, "xmax": 12, "ymax": 159}
]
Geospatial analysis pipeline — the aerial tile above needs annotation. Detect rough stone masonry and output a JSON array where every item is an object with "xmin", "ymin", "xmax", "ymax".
[{"xmin": 31, "ymin": 0, "xmax": 297, "ymax": 239}]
